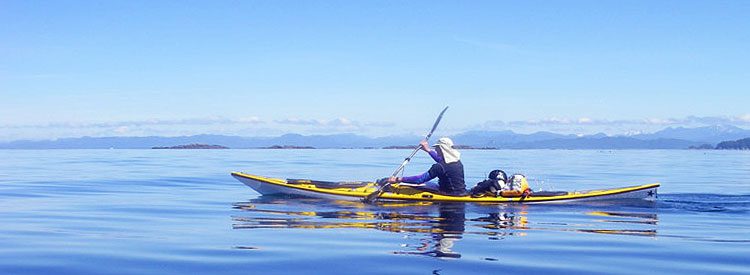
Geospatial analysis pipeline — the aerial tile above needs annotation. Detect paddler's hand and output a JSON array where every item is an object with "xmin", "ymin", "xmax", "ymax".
[
  {"xmin": 387, "ymin": 176, "xmax": 401, "ymax": 184},
  {"xmin": 419, "ymin": 140, "xmax": 430, "ymax": 152}
]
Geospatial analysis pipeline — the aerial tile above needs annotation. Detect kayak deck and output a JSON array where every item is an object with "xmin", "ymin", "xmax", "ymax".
[{"xmin": 231, "ymin": 172, "xmax": 659, "ymax": 203}]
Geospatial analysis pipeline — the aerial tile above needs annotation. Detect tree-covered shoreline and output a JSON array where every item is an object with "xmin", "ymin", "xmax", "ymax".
[{"xmin": 715, "ymin": 138, "xmax": 750, "ymax": 150}]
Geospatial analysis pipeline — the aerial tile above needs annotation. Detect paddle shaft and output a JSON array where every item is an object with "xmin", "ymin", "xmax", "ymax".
[
  {"xmin": 391, "ymin": 106, "xmax": 446, "ymax": 177},
  {"xmin": 390, "ymin": 132, "xmax": 432, "ymax": 177},
  {"xmin": 364, "ymin": 106, "xmax": 448, "ymax": 203}
]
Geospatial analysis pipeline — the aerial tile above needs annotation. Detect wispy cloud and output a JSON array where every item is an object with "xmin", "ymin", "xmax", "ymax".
[
  {"xmin": 0, "ymin": 117, "xmax": 266, "ymax": 129},
  {"xmin": 0, "ymin": 116, "xmax": 397, "ymax": 141},
  {"xmin": 274, "ymin": 118, "xmax": 326, "ymax": 126},
  {"xmin": 483, "ymin": 115, "xmax": 750, "ymax": 128},
  {"xmin": 641, "ymin": 115, "xmax": 750, "ymax": 126},
  {"xmin": 472, "ymin": 115, "xmax": 750, "ymax": 135},
  {"xmin": 274, "ymin": 117, "xmax": 393, "ymax": 128}
]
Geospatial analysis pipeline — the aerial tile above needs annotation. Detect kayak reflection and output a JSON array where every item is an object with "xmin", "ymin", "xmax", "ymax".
[{"xmin": 232, "ymin": 196, "xmax": 659, "ymax": 257}]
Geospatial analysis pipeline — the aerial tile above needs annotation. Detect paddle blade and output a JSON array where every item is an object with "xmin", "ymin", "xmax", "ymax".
[
  {"xmin": 363, "ymin": 181, "xmax": 390, "ymax": 203},
  {"xmin": 427, "ymin": 106, "xmax": 449, "ymax": 139},
  {"xmin": 363, "ymin": 189, "xmax": 383, "ymax": 203}
]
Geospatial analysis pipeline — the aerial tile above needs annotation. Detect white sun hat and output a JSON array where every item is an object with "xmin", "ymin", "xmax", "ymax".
[{"xmin": 433, "ymin": 137, "xmax": 460, "ymax": 163}]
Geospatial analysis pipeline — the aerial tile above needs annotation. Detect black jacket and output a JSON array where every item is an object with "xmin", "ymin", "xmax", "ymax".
[{"xmin": 427, "ymin": 161, "xmax": 466, "ymax": 195}]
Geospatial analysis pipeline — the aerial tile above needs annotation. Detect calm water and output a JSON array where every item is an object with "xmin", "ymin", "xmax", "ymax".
[{"xmin": 1, "ymin": 149, "xmax": 749, "ymax": 274}]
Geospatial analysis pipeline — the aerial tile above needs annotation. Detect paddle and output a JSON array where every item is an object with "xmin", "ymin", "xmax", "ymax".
[{"xmin": 363, "ymin": 106, "xmax": 449, "ymax": 203}]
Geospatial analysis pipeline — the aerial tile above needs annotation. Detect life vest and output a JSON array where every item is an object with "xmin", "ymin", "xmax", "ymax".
[{"xmin": 500, "ymin": 174, "xmax": 531, "ymax": 197}]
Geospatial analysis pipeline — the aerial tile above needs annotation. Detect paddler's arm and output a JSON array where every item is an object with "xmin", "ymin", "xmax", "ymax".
[
  {"xmin": 427, "ymin": 150, "xmax": 443, "ymax": 163},
  {"xmin": 420, "ymin": 140, "xmax": 443, "ymax": 163},
  {"xmin": 387, "ymin": 171, "xmax": 435, "ymax": 184}
]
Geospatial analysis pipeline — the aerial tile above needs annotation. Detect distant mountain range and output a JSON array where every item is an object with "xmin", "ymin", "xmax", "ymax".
[
  {"xmin": 628, "ymin": 125, "xmax": 750, "ymax": 144},
  {"xmin": 2, "ymin": 125, "xmax": 750, "ymax": 149}
]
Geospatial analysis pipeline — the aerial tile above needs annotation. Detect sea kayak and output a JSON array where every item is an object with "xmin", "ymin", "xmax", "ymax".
[{"xmin": 231, "ymin": 172, "xmax": 659, "ymax": 203}]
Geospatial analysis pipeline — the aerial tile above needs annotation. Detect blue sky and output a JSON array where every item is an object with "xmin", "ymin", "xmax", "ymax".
[{"xmin": 1, "ymin": 1, "xmax": 749, "ymax": 141}]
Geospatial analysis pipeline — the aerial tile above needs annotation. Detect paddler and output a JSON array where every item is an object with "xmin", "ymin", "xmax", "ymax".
[{"xmin": 385, "ymin": 137, "xmax": 466, "ymax": 196}]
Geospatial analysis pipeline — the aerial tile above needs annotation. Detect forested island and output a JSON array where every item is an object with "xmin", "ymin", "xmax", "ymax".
[
  {"xmin": 262, "ymin": 145, "xmax": 315, "ymax": 149},
  {"xmin": 715, "ymin": 138, "xmax": 750, "ymax": 150},
  {"xmin": 152, "ymin": 144, "xmax": 229, "ymax": 149}
]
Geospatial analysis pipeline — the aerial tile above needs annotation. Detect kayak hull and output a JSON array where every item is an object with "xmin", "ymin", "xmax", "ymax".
[
  {"xmin": 231, "ymin": 172, "xmax": 659, "ymax": 204},
  {"xmin": 234, "ymin": 173, "xmax": 361, "ymax": 201}
]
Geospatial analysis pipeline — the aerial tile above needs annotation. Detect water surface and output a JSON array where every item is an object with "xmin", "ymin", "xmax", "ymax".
[{"xmin": 0, "ymin": 149, "xmax": 748, "ymax": 274}]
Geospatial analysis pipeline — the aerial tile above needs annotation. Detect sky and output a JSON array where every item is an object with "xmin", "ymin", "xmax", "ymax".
[{"xmin": 1, "ymin": 1, "xmax": 749, "ymax": 141}]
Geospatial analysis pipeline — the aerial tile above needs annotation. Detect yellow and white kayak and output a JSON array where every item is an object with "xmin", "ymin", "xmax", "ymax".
[{"xmin": 231, "ymin": 172, "xmax": 659, "ymax": 203}]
